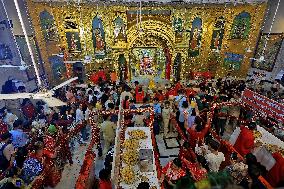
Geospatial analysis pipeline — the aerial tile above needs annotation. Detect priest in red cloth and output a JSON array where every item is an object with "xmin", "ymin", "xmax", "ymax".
[
  {"xmin": 165, "ymin": 85, "xmax": 177, "ymax": 98},
  {"xmin": 154, "ymin": 90, "xmax": 165, "ymax": 102},
  {"xmin": 135, "ymin": 86, "xmax": 145, "ymax": 104},
  {"xmin": 90, "ymin": 68, "xmax": 107, "ymax": 84},
  {"xmin": 234, "ymin": 122, "xmax": 256, "ymax": 157},
  {"xmin": 265, "ymin": 152, "xmax": 284, "ymax": 187}
]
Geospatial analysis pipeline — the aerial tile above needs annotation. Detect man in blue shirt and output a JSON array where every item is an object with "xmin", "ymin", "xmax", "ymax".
[
  {"xmin": 153, "ymin": 98, "xmax": 161, "ymax": 115},
  {"xmin": 9, "ymin": 120, "xmax": 28, "ymax": 148},
  {"xmin": 153, "ymin": 98, "xmax": 162, "ymax": 135},
  {"xmin": 175, "ymin": 89, "xmax": 187, "ymax": 109}
]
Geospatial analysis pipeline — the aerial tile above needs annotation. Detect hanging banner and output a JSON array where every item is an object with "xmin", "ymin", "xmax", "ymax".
[{"xmin": 242, "ymin": 89, "xmax": 284, "ymax": 123}]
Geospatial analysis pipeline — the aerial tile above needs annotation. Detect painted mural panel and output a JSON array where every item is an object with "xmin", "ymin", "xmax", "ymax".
[
  {"xmin": 113, "ymin": 16, "xmax": 126, "ymax": 41},
  {"xmin": 173, "ymin": 17, "xmax": 183, "ymax": 38},
  {"xmin": 211, "ymin": 17, "xmax": 225, "ymax": 50},
  {"xmin": 251, "ymin": 33, "xmax": 283, "ymax": 72},
  {"xmin": 230, "ymin": 12, "xmax": 251, "ymax": 39},
  {"xmin": 39, "ymin": 10, "xmax": 58, "ymax": 42},
  {"xmin": 92, "ymin": 16, "xmax": 106, "ymax": 59},
  {"xmin": 49, "ymin": 55, "xmax": 66, "ymax": 81},
  {"xmin": 224, "ymin": 52, "xmax": 244, "ymax": 70},
  {"xmin": 66, "ymin": 32, "xmax": 81, "ymax": 52},
  {"xmin": 188, "ymin": 17, "xmax": 202, "ymax": 57}
]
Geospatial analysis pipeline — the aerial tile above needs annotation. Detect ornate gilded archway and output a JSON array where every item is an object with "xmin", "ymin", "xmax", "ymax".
[
  {"xmin": 127, "ymin": 20, "xmax": 175, "ymax": 51},
  {"xmin": 127, "ymin": 20, "xmax": 175, "ymax": 80}
]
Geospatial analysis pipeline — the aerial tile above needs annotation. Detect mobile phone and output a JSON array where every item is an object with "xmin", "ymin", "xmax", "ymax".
[{"xmin": 15, "ymin": 180, "xmax": 21, "ymax": 187}]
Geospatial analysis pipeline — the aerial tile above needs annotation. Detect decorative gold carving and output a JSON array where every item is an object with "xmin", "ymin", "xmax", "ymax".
[{"xmin": 27, "ymin": 1, "xmax": 267, "ymax": 80}]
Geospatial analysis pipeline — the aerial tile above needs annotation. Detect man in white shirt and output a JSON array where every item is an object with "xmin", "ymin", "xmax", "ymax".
[
  {"xmin": 76, "ymin": 104, "xmax": 88, "ymax": 143},
  {"xmin": 204, "ymin": 140, "xmax": 225, "ymax": 172}
]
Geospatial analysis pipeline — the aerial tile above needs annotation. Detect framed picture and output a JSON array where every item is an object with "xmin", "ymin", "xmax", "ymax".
[
  {"xmin": 251, "ymin": 33, "xmax": 283, "ymax": 72},
  {"xmin": 224, "ymin": 52, "xmax": 244, "ymax": 70},
  {"xmin": 65, "ymin": 32, "xmax": 81, "ymax": 52}
]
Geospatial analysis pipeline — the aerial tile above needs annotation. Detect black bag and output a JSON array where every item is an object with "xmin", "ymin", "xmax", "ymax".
[{"xmin": 0, "ymin": 143, "xmax": 9, "ymax": 172}]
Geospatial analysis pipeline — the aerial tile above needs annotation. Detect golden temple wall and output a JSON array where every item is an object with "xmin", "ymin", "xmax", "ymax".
[{"xmin": 27, "ymin": 1, "xmax": 267, "ymax": 81}]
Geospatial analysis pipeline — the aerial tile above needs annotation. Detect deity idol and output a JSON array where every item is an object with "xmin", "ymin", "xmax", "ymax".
[
  {"xmin": 190, "ymin": 28, "xmax": 200, "ymax": 50},
  {"xmin": 94, "ymin": 29, "xmax": 105, "ymax": 53},
  {"xmin": 70, "ymin": 34, "xmax": 77, "ymax": 51},
  {"xmin": 213, "ymin": 32, "xmax": 221, "ymax": 49}
]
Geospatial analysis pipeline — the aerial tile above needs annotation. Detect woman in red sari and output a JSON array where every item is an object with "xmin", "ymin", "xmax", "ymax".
[
  {"xmin": 43, "ymin": 125, "xmax": 61, "ymax": 188},
  {"xmin": 160, "ymin": 158, "xmax": 186, "ymax": 189}
]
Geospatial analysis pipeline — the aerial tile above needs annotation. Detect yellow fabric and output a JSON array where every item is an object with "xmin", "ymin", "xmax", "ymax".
[
  {"xmin": 195, "ymin": 179, "xmax": 211, "ymax": 189},
  {"xmin": 149, "ymin": 79, "xmax": 155, "ymax": 90}
]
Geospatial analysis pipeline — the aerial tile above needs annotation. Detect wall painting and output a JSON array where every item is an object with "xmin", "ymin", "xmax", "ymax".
[
  {"xmin": 210, "ymin": 17, "xmax": 225, "ymax": 50},
  {"xmin": 92, "ymin": 16, "xmax": 106, "ymax": 59},
  {"xmin": 224, "ymin": 52, "xmax": 244, "ymax": 70},
  {"xmin": 188, "ymin": 17, "xmax": 202, "ymax": 57},
  {"xmin": 230, "ymin": 12, "xmax": 251, "ymax": 40},
  {"xmin": 39, "ymin": 10, "xmax": 58, "ymax": 42}
]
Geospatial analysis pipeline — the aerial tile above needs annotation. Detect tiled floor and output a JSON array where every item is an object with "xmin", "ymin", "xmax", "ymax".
[
  {"xmin": 53, "ymin": 143, "xmax": 89, "ymax": 189},
  {"xmin": 155, "ymin": 134, "xmax": 181, "ymax": 167}
]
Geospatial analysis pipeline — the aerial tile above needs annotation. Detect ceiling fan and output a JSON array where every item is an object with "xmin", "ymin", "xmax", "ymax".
[
  {"xmin": 0, "ymin": 77, "xmax": 78, "ymax": 107},
  {"xmin": 0, "ymin": 60, "xmax": 30, "ymax": 71},
  {"xmin": 250, "ymin": 55, "xmax": 265, "ymax": 63}
]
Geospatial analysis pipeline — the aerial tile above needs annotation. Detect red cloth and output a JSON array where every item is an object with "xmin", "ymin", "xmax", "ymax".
[
  {"xmin": 155, "ymin": 93, "xmax": 165, "ymax": 101},
  {"xmin": 136, "ymin": 91, "xmax": 144, "ymax": 104},
  {"xmin": 90, "ymin": 70, "xmax": 107, "ymax": 84},
  {"xmin": 162, "ymin": 161, "xmax": 186, "ymax": 181},
  {"xmin": 43, "ymin": 135, "xmax": 57, "ymax": 158},
  {"xmin": 265, "ymin": 152, "xmax": 284, "ymax": 187},
  {"xmin": 186, "ymin": 88, "xmax": 197, "ymax": 97},
  {"xmin": 122, "ymin": 100, "xmax": 130, "ymax": 109},
  {"xmin": 179, "ymin": 147, "xmax": 197, "ymax": 163},
  {"xmin": 175, "ymin": 82, "xmax": 182, "ymax": 92},
  {"xmin": 187, "ymin": 126, "xmax": 210, "ymax": 148},
  {"xmin": 165, "ymin": 88, "xmax": 177, "ymax": 98},
  {"xmin": 22, "ymin": 103, "xmax": 36, "ymax": 119},
  {"xmin": 233, "ymin": 126, "xmax": 255, "ymax": 157},
  {"xmin": 0, "ymin": 120, "xmax": 8, "ymax": 136},
  {"xmin": 182, "ymin": 159, "xmax": 207, "ymax": 181},
  {"xmin": 164, "ymin": 48, "xmax": 172, "ymax": 80},
  {"xmin": 98, "ymin": 180, "xmax": 112, "ymax": 189}
]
